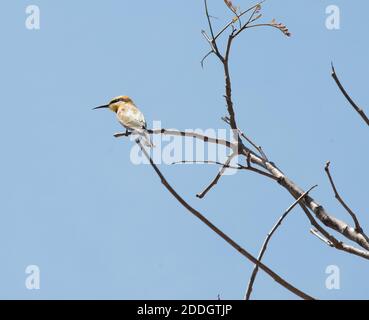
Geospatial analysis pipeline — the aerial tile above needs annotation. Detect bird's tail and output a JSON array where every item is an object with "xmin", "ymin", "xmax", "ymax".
[{"xmin": 139, "ymin": 131, "xmax": 154, "ymax": 148}]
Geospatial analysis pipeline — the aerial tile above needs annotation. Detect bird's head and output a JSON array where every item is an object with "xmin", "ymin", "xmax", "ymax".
[{"xmin": 93, "ymin": 96, "xmax": 134, "ymax": 113}]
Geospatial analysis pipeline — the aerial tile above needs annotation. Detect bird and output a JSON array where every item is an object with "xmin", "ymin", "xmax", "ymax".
[{"xmin": 93, "ymin": 95, "xmax": 154, "ymax": 147}]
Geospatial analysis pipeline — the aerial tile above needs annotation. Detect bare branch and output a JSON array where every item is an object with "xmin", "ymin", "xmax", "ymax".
[
  {"xmin": 298, "ymin": 202, "xmax": 369, "ymax": 261},
  {"xmin": 204, "ymin": 0, "xmax": 216, "ymax": 41},
  {"xmin": 222, "ymin": 116, "xmax": 268, "ymax": 161},
  {"xmin": 196, "ymin": 152, "xmax": 237, "ymax": 198},
  {"xmin": 201, "ymin": 30, "xmax": 216, "ymax": 53},
  {"xmin": 241, "ymin": 165, "xmax": 279, "ymax": 181},
  {"xmin": 223, "ymin": 0, "xmax": 242, "ymax": 29},
  {"xmin": 135, "ymin": 138, "xmax": 315, "ymax": 300},
  {"xmin": 170, "ymin": 3, "xmax": 369, "ymax": 297},
  {"xmin": 244, "ymin": 185, "xmax": 318, "ymax": 300},
  {"xmin": 310, "ymin": 229, "xmax": 334, "ymax": 247},
  {"xmin": 325, "ymin": 161, "xmax": 369, "ymax": 242},
  {"xmin": 114, "ymin": 128, "xmax": 238, "ymax": 151},
  {"xmin": 171, "ymin": 159, "xmax": 278, "ymax": 181},
  {"xmin": 233, "ymin": 4, "xmax": 263, "ymax": 37},
  {"xmin": 204, "ymin": 0, "xmax": 222, "ymax": 59},
  {"xmin": 172, "ymin": 159, "xmax": 242, "ymax": 170},
  {"xmin": 201, "ymin": 50, "xmax": 214, "ymax": 68},
  {"xmin": 244, "ymin": 4, "xmax": 262, "ymax": 26},
  {"xmin": 223, "ymin": 60, "xmax": 240, "ymax": 143},
  {"xmin": 243, "ymin": 21, "xmax": 291, "ymax": 37},
  {"xmin": 214, "ymin": 2, "xmax": 264, "ymax": 41},
  {"xmin": 125, "ymin": 125, "xmax": 369, "ymax": 255},
  {"xmin": 331, "ymin": 63, "xmax": 369, "ymax": 126},
  {"xmin": 309, "ymin": 224, "xmax": 369, "ymax": 260},
  {"xmin": 242, "ymin": 148, "xmax": 369, "ymax": 254}
]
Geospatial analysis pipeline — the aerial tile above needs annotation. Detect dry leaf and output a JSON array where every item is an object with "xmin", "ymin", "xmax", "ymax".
[{"xmin": 224, "ymin": 0, "xmax": 238, "ymax": 14}]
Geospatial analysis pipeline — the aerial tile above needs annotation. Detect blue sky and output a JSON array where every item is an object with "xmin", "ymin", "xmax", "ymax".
[{"xmin": 0, "ymin": 0, "xmax": 368, "ymax": 299}]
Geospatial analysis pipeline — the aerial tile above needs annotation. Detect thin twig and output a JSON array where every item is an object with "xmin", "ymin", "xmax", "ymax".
[
  {"xmin": 331, "ymin": 63, "xmax": 369, "ymax": 126},
  {"xmin": 171, "ymin": 159, "xmax": 278, "ymax": 181},
  {"xmin": 201, "ymin": 50, "xmax": 214, "ymax": 68},
  {"xmin": 172, "ymin": 159, "xmax": 242, "ymax": 170},
  {"xmin": 196, "ymin": 152, "xmax": 237, "ymax": 198},
  {"xmin": 204, "ymin": 0, "xmax": 216, "ymax": 42},
  {"xmin": 233, "ymin": 4, "xmax": 263, "ymax": 38},
  {"xmin": 325, "ymin": 161, "xmax": 369, "ymax": 242},
  {"xmin": 242, "ymin": 23, "xmax": 290, "ymax": 37},
  {"xmin": 244, "ymin": 185, "xmax": 318, "ymax": 300},
  {"xmin": 214, "ymin": 1, "xmax": 265, "ymax": 41},
  {"xmin": 201, "ymin": 1, "xmax": 264, "ymax": 67},
  {"xmin": 204, "ymin": 0, "xmax": 221, "ymax": 59},
  {"xmin": 222, "ymin": 116, "xmax": 268, "ymax": 161},
  {"xmin": 201, "ymin": 30, "xmax": 216, "ymax": 53},
  {"xmin": 310, "ymin": 229, "xmax": 334, "ymax": 247},
  {"xmin": 135, "ymin": 138, "xmax": 315, "ymax": 300},
  {"xmin": 244, "ymin": 3, "xmax": 262, "ymax": 26},
  {"xmin": 243, "ymin": 165, "xmax": 278, "ymax": 181}
]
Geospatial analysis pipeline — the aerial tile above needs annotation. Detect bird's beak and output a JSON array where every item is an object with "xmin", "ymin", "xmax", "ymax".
[{"xmin": 93, "ymin": 105, "xmax": 109, "ymax": 110}]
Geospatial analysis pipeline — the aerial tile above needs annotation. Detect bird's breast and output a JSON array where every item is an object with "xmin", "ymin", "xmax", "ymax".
[{"xmin": 116, "ymin": 106, "xmax": 143, "ymax": 129}]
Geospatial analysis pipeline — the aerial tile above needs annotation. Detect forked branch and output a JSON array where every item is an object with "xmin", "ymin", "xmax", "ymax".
[
  {"xmin": 325, "ymin": 161, "xmax": 369, "ymax": 242},
  {"xmin": 135, "ymin": 139, "xmax": 315, "ymax": 300}
]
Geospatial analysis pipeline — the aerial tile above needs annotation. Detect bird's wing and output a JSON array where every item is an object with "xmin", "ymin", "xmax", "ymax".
[{"xmin": 118, "ymin": 105, "xmax": 147, "ymax": 131}]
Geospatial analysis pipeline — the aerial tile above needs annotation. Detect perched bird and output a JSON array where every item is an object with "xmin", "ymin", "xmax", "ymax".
[{"xmin": 93, "ymin": 96, "xmax": 153, "ymax": 147}]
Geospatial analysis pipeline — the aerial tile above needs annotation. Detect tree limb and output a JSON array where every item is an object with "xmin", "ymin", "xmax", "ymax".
[
  {"xmin": 134, "ymin": 138, "xmax": 315, "ymax": 300},
  {"xmin": 242, "ymin": 148, "xmax": 369, "ymax": 254},
  {"xmin": 114, "ymin": 128, "xmax": 238, "ymax": 151}
]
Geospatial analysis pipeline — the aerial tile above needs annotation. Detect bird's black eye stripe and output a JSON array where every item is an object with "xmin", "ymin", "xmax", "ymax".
[{"xmin": 110, "ymin": 98, "xmax": 125, "ymax": 104}]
